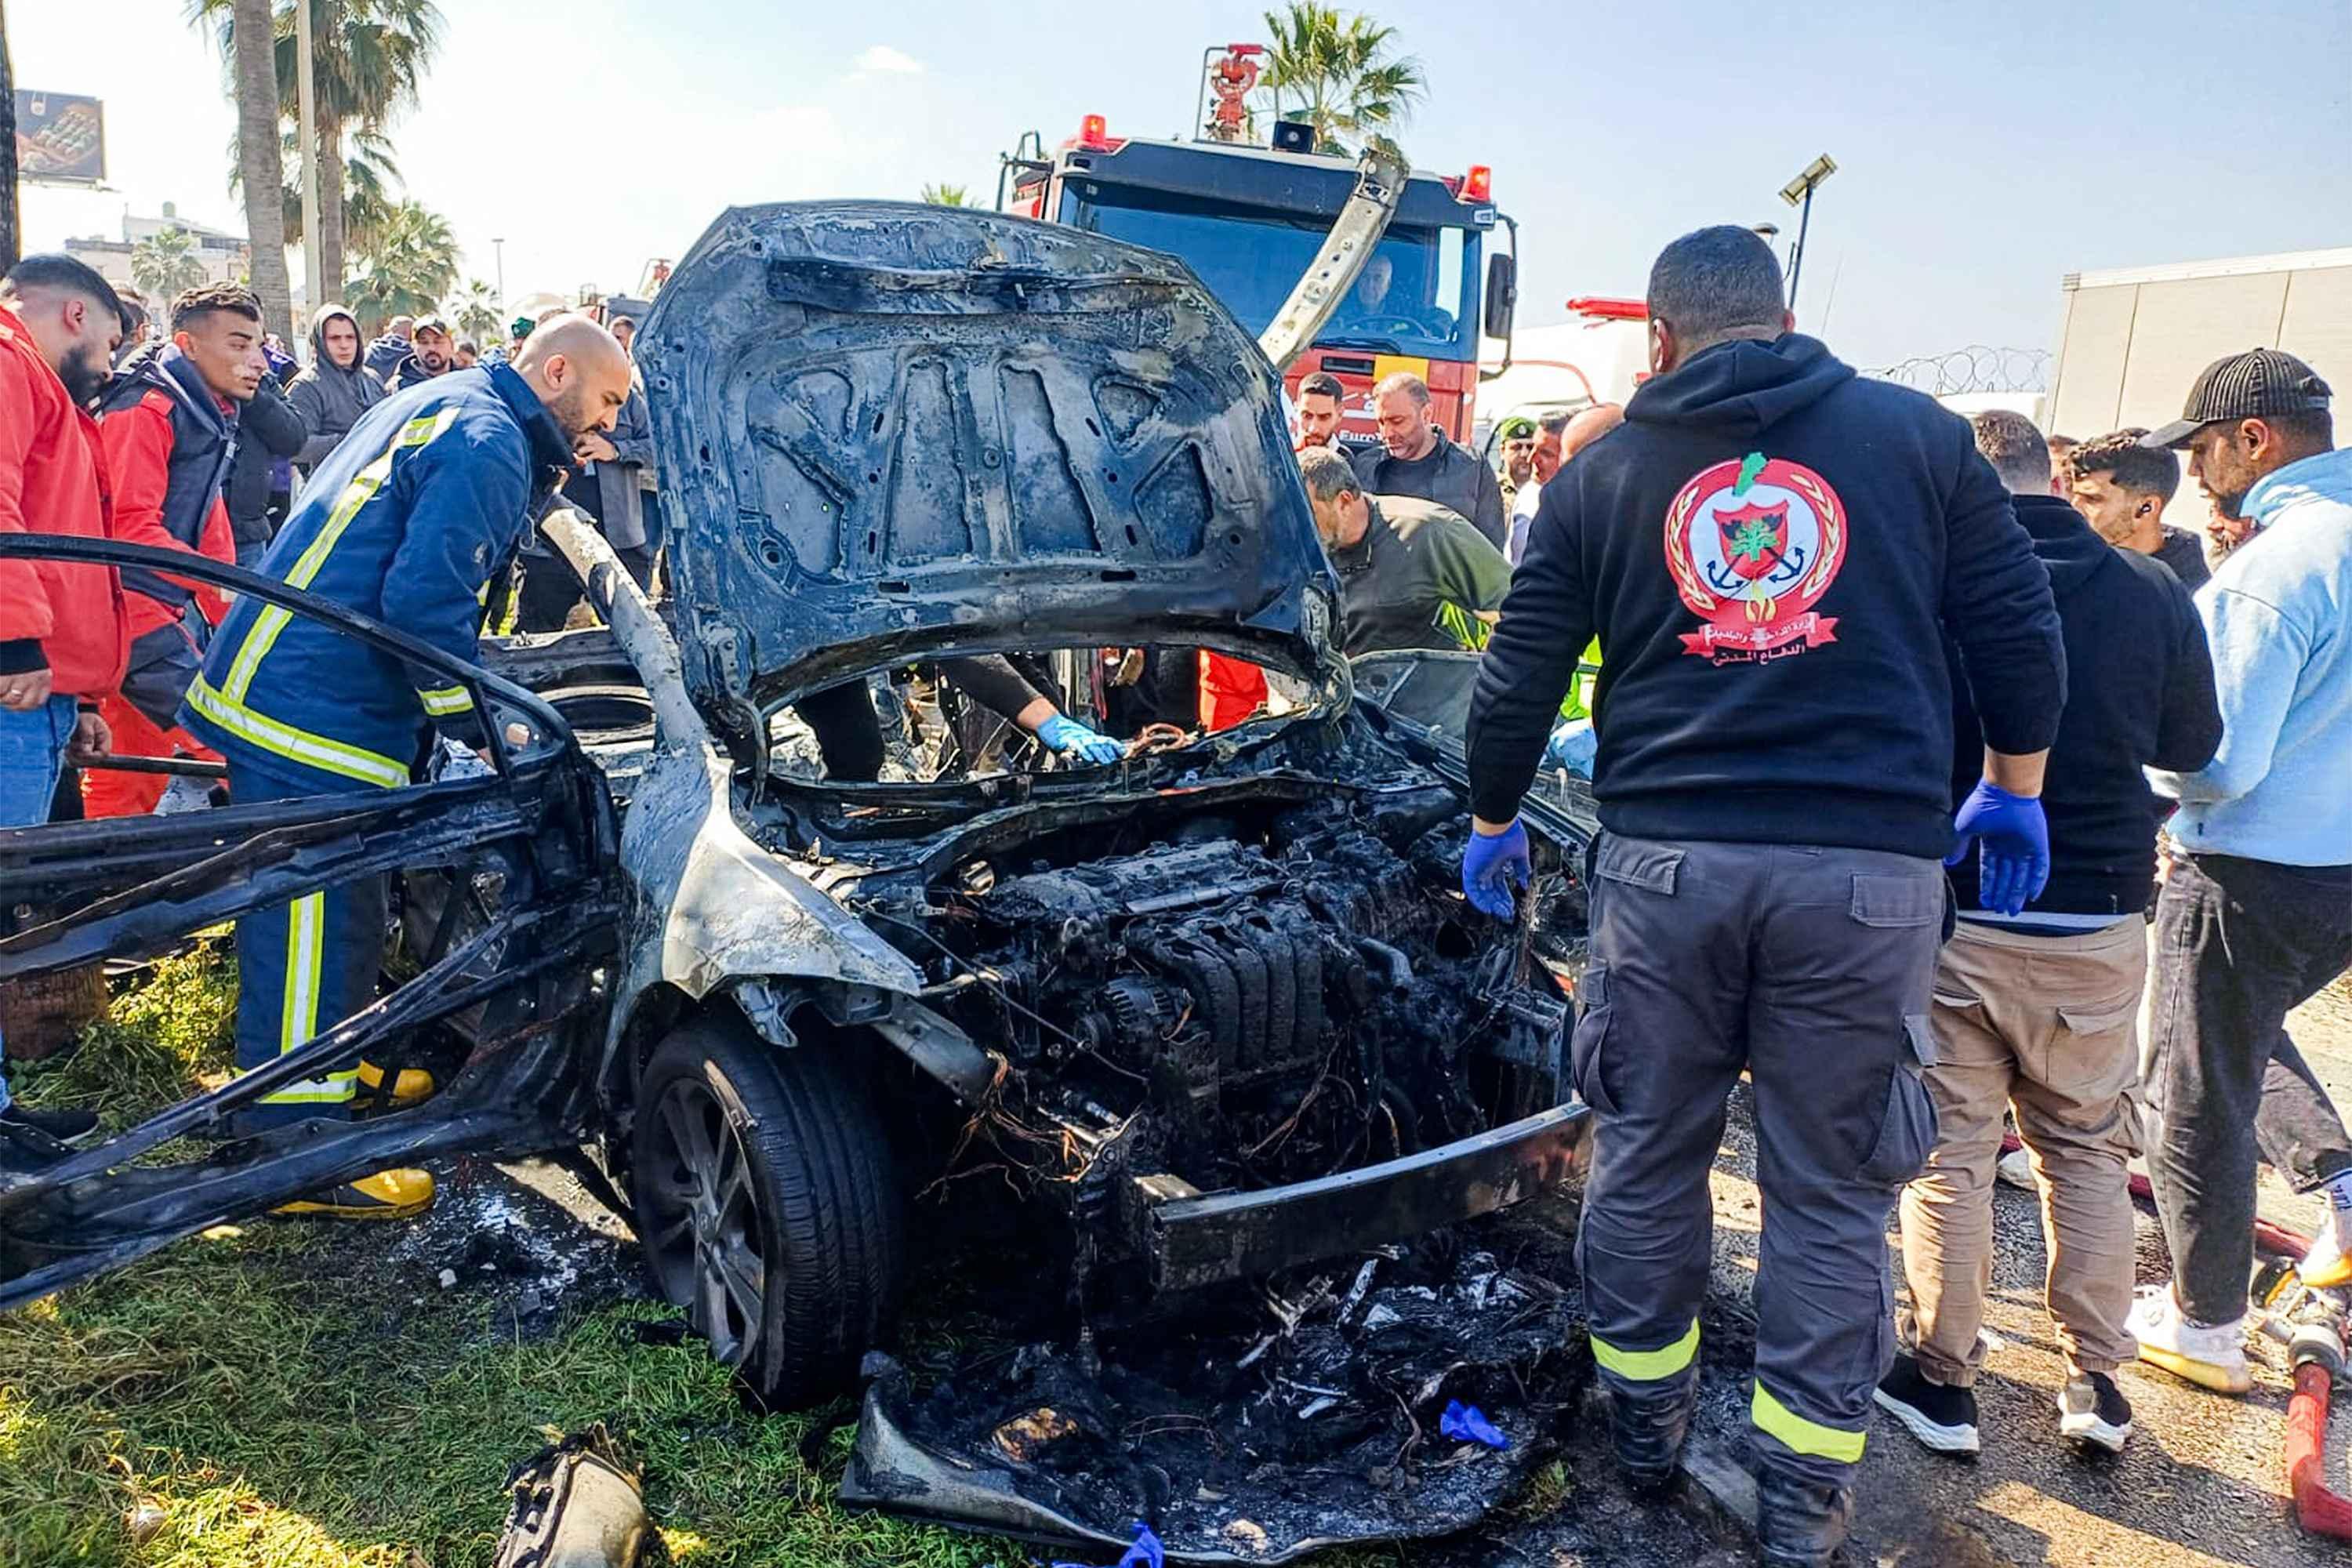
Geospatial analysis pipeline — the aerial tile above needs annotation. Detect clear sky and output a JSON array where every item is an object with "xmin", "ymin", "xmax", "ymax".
[{"xmin": 15, "ymin": 0, "xmax": 2351, "ymax": 369}]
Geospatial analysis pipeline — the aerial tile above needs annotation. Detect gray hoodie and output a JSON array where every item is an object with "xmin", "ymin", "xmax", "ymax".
[{"xmin": 287, "ymin": 305, "xmax": 388, "ymax": 468}]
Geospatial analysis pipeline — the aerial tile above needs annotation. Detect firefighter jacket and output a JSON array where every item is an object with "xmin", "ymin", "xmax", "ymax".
[{"xmin": 182, "ymin": 362, "xmax": 573, "ymax": 789}]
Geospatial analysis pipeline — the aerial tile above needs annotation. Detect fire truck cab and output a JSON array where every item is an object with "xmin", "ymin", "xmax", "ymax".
[{"xmin": 1002, "ymin": 116, "xmax": 1515, "ymax": 452}]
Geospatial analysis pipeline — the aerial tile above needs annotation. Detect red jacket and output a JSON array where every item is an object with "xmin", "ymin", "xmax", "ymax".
[
  {"xmin": 99, "ymin": 383, "xmax": 235, "ymax": 641},
  {"xmin": 0, "ymin": 307, "xmax": 128, "ymax": 698}
]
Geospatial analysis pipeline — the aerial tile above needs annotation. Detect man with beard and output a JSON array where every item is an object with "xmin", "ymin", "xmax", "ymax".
[
  {"xmin": 287, "ymin": 304, "xmax": 388, "ymax": 471},
  {"xmin": 383, "ymin": 316, "xmax": 456, "ymax": 390},
  {"xmin": 180, "ymin": 313, "xmax": 633, "ymax": 1218},
  {"xmin": 0, "ymin": 255, "xmax": 129, "ymax": 1162},
  {"xmin": 2132, "ymin": 350, "xmax": 2352, "ymax": 1386},
  {"xmin": 1352, "ymin": 371, "xmax": 1508, "ymax": 551}
]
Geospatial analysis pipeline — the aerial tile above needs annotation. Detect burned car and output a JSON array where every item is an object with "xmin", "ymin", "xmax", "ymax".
[
  {"xmin": 592, "ymin": 201, "xmax": 1595, "ymax": 1399},
  {"xmin": 1, "ymin": 202, "xmax": 1595, "ymax": 1558}
]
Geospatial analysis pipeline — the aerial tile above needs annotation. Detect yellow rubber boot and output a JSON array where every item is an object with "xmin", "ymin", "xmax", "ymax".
[
  {"xmin": 356, "ymin": 1060, "xmax": 436, "ymax": 1109},
  {"xmin": 274, "ymin": 1167, "xmax": 437, "ymax": 1220}
]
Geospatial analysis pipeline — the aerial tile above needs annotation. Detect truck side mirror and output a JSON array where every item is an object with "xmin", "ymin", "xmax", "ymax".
[{"xmin": 1483, "ymin": 254, "xmax": 1518, "ymax": 340}]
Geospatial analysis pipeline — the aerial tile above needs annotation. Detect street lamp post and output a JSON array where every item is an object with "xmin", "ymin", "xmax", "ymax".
[
  {"xmin": 1778, "ymin": 154, "xmax": 1837, "ymax": 314},
  {"xmin": 492, "ymin": 238, "xmax": 506, "ymax": 318}
]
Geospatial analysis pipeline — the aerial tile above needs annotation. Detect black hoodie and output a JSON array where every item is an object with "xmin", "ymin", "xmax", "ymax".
[
  {"xmin": 1466, "ymin": 334, "xmax": 2066, "ymax": 859},
  {"xmin": 1947, "ymin": 493, "xmax": 2220, "ymax": 919}
]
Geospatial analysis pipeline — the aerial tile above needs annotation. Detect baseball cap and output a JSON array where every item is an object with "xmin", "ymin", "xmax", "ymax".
[
  {"xmin": 510, "ymin": 314, "xmax": 536, "ymax": 338},
  {"xmin": 2142, "ymin": 348, "xmax": 2332, "ymax": 449},
  {"xmin": 1495, "ymin": 416, "xmax": 1536, "ymax": 441}
]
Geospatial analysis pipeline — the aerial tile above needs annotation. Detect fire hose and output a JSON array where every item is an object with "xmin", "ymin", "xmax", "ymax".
[{"xmin": 1999, "ymin": 1132, "xmax": 2352, "ymax": 1538}]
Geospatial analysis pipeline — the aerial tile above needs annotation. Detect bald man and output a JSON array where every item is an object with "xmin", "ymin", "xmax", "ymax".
[{"xmin": 182, "ymin": 311, "xmax": 631, "ymax": 1218}]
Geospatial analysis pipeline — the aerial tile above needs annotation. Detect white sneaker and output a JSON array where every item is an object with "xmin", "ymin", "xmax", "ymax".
[
  {"xmin": 2129, "ymin": 1285, "xmax": 2251, "ymax": 1394},
  {"xmin": 1994, "ymin": 1146, "xmax": 2035, "ymax": 1191}
]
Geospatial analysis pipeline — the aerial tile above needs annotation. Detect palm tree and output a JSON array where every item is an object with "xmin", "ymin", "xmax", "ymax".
[
  {"xmin": 270, "ymin": 129, "xmax": 401, "ymax": 262},
  {"xmin": 449, "ymin": 278, "xmax": 499, "ymax": 343},
  {"xmin": 132, "ymin": 227, "xmax": 210, "ymax": 299},
  {"xmin": 1258, "ymin": 3, "xmax": 1424, "ymax": 159},
  {"xmin": 195, "ymin": 0, "xmax": 296, "ymax": 340},
  {"xmin": 195, "ymin": 0, "xmax": 443, "ymax": 300},
  {"xmin": 344, "ymin": 198, "xmax": 457, "ymax": 331},
  {"xmin": 919, "ymin": 182, "xmax": 968, "ymax": 207}
]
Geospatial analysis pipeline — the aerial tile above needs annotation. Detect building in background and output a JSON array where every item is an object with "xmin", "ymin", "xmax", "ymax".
[{"xmin": 64, "ymin": 202, "xmax": 252, "ymax": 292}]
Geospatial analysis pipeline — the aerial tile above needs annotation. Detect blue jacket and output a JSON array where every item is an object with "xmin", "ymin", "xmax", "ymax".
[
  {"xmin": 2150, "ymin": 446, "xmax": 2352, "ymax": 866},
  {"xmin": 183, "ymin": 363, "xmax": 572, "ymax": 789}
]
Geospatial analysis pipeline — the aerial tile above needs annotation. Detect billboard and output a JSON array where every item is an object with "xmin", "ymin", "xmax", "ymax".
[{"xmin": 13, "ymin": 91, "xmax": 105, "ymax": 184}]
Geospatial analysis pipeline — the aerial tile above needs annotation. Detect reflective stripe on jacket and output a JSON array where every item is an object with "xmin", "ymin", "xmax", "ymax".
[{"xmin": 182, "ymin": 363, "xmax": 572, "ymax": 788}]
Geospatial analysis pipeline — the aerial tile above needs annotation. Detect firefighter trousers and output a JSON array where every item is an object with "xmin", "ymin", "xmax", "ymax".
[
  {"xmin": 228, "ymin": 751, "xmax": 388, "ymax": 1126},
  {"xmin": 1571, "ymin": 833, "xmax": 1944, "ymax": 1489}
]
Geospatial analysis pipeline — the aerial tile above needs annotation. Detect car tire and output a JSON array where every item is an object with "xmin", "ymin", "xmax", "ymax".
[{"xmin": 630, "ymin": 1013, "xmax": 905, "ymax": 1407}]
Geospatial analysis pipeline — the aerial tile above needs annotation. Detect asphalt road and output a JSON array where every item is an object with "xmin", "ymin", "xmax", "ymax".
[{"xmin": 1684, "ymin": 982, "xmax": 2352, "ymax": 1568}]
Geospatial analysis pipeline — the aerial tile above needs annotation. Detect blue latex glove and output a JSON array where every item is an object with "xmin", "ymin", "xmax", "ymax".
[
  {"xmin": 1440, "ymin": 1399, "xmax": 1512, "ymax": 1450},
  {"xmin": 1036, "ymin": 713, "xmax": 1124, "ymax": 765},
  {"xmin": 1461, "ymin": 819, "xmax": 1532, "ymax": 919},
  {"xmin": 1054, "ymin": 1522, "xmax": 1164, "ymax": 1568},
  {"xmin": 1542, "ymin": 717, "xmax": 1596, "ymax": 779},
  {"xmin": 1944, "ymin": 780, "xmax": 2050, "ymax": 916}
]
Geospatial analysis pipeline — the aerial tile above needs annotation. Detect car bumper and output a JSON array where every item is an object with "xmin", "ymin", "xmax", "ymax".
[{"xmin": 1142, "ymin": 1101, "xmax": 1591, "ymax": 1291}]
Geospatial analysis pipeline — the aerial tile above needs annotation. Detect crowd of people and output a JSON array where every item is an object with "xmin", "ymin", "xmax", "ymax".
[{"xmin": 0, "ymin": 216, "xmax": 2347, "ymax": 1566}]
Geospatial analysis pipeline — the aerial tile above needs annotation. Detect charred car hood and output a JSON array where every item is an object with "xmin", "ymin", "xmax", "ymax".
[{"xmin": 634, "ymin": 201, "xmax": 1340, "ymax": 724}]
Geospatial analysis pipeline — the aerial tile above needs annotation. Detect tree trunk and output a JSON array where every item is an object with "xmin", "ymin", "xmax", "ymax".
[
  {"xmin": 0, "ymin": 0, "xmax": 18, "ymax": 274},
  {"xmin": 318, "ymin": 110, "xmax": 346, "ymax": 302},
  {"xmin": 232, "ymin": 0, "xmax": 293, "ymax": 341}
]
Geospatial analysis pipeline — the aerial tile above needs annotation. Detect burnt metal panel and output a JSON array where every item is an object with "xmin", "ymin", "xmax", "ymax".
[{"xmin": 1144, "ymin": 1102, "xmax": 1590, "ymax": 1290}]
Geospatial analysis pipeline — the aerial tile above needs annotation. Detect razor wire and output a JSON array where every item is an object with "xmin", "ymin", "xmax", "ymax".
[{"xmin": 1867, "ymin": 347, "xmax": 2051, "ymax": 396}]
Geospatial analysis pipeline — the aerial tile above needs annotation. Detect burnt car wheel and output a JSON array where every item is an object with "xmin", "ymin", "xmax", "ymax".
[{"xmin": 631, "ymin": 1015, "xmax": 905, "ymax": 1406}]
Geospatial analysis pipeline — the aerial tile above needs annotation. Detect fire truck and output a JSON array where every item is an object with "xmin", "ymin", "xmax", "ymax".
[{"xmin": 999, "ymin": 49, "xmax": 1518, "ymax": 451}]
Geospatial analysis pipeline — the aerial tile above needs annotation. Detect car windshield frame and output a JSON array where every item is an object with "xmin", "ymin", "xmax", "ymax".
[{"xmin": 1060, "ymin": 183, "xmax": 1480, "ymax": 362}]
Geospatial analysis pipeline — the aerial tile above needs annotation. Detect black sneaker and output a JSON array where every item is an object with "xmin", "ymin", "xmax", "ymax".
[
  {"xmin": 1608, "ymin": 1375, "xmax": 1699, "ymax": 1492},
  {"xmin": 1756, "ymin": 1467, "xmax": 1854, "ymax": 1568},
  {"xmin": 2057, "ymin": 1371, "xmax": 2132, "ymax": 1453},
  {"xmin": 0, "ymin": 1101, "xmax": 100, "ymax": 1146},
  {"xmin": 1873, "ymin": 1351, "xmax": 1980, "ymax": 1454}
]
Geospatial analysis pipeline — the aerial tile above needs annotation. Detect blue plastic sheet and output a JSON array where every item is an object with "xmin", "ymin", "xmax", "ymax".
[{"xmin": 1439, "ymin": 1399, "xmax": 1510, "ymax": 1450}]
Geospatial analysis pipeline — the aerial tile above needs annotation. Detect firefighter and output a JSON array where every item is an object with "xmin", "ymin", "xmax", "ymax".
[
  {"xmin": 89, "ymin": 284, "xmax": 264, "ymax": 816},
  {"xmin": 1460, "ymin": 227, "xmax": 2064, "ymax": 1566},
  {"xmin": 180, "ymin": 314, "xmax": 632, "ymax": 1218}
]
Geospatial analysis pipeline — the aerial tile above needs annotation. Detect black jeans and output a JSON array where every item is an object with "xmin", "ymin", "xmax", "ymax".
[{"xmin": 2143, "ymin": 851, "xmax": 2352, "ymax": 1326}]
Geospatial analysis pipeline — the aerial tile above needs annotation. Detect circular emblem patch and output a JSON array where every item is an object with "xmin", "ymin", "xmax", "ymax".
[{"xmin": 1663, "ymin": 451, "xmax": 1847, "ymax": 662}]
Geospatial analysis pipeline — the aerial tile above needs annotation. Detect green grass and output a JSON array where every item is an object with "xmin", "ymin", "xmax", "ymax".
[{"xmin": 0, "ymin": 949, "xmax": 1004, "ymax": 1568}]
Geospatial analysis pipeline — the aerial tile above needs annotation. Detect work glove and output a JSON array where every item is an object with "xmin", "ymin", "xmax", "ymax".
[
  {"xmin": 1945, "ymin": 780, "xmax": 2050, "ymax": 917},
  {"xmin": 1542, "ymin": 717, "xmax": 1596, "ymax": 779},
  {"xmin": 1036, "ymin": 713, "xmax": 1125, "ymax": 765},
  {"xmin": 1461, "ymin": 818, "xmax": 1532, "ymax": 920}
]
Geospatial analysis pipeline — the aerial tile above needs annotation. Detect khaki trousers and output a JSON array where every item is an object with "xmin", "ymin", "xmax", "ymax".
[{"xmin": 1900, "ymin": 916, "xmax": 2143, "ymax": 1384}]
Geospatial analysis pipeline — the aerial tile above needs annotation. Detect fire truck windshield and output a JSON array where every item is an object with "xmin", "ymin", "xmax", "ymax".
[{"xmin": 1064, "ymin": 184, "xmax": 1480, "ymax": 363}]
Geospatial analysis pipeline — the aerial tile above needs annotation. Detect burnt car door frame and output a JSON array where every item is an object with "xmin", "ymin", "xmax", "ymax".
[{"xmin": 0, "ymin": 535, "xmax": 622, "ymax": 1310}]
